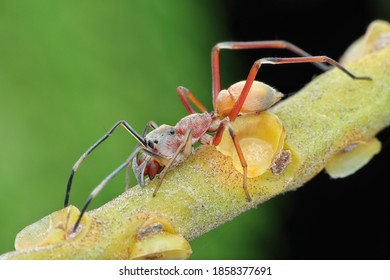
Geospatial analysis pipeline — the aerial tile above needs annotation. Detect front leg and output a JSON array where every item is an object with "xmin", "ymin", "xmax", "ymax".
[{"xmin": 152, "ymin": 128, "xmax": 193, "ymax": 197}]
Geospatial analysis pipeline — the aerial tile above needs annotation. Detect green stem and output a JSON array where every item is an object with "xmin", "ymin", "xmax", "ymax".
[{"xmin": 1, "ymin": 21, "xmax": 389, "ymax": 260}]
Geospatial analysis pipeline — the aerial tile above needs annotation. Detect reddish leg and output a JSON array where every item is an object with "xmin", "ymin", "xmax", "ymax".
[
  {"xmin": 176, "ymin": 86, "xmax": 208, "ymax": 114},
  {"xmin": 212, "ymin": 119, "xmax": 250, "ymax": 201},
  {"xmin": 211, "ymin": 40, "xmax": 331, "ymax": 106},
  {"xmin": 228, "ymin": 56, "xmax": 371, "ymax": 121}
]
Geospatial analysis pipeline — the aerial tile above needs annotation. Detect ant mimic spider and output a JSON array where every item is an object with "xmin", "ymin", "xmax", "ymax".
[{"xmin": 64, "ymin": 40, "xmax": 371, "ymax": 231}]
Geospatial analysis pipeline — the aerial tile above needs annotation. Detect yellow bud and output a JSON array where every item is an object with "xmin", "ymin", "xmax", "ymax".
[
  {"xmin": 216, "ymin": 112, "xmax": 286, "ymax": 177},
  {"xmin": 325, "ymin": 137, "xmax": 381, "ymax": 178},
  {"xmin": 15, "ymin": 205, "xmax": 90, "ymax": 250}
]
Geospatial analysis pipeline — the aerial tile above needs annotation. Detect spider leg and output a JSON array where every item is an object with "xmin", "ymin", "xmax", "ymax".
[
  {"xmin": 126, "ymin": 121, "xmax": 158, "ymax": 189},
  {"xmin": 152, "ymin": 128, "xmax": 193, "ymax": 197},
  {"xmin": 212, "ymin": 120, "xmax": 250, "ymax": 202},
  {"xmin": 64, "ymin": 120, "xmax": 146, "ymax": 207},
  {"xmin": 131, "ymin": 157, "xmax": 149, "ymax": 187},
  {"xmin": 72, "ymin": 146, "xmax": 140, "ymax": 231},
  {"xmin": 211, "ymin": 40, "xmax": 332, "ymax": 106},
  {"xmin": 176, "ymin": 86, "xmax": 208, "ymax": 114},
  {"xmin": 228, "ymin": 55, "xmax": 372, "ymax": 121},
  {"xmin": 72, "ymin": 145, "xmax": 171, "ymax": 232}
]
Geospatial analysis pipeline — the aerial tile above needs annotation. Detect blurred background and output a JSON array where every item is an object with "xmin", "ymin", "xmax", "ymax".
[{"xmin": 0, "ymin": 0, "xmax": 389, "ymax": 259}]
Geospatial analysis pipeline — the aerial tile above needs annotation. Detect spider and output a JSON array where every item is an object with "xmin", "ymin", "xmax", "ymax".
[{"xmin": 64, "ymin": 40, "xmax": 371, "ymax": 231}]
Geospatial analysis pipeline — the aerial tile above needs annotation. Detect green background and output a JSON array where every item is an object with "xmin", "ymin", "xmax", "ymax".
[
  {"xmin": 0, "ymin": 0, "xmax": 388, "ymax": 259},
  {"xmin": 0, "ymin": 0, "xmax": 284, "ymax": 258}
]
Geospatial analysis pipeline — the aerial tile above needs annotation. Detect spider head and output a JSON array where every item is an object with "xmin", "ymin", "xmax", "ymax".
[{"xmin": 145, "ymin": 125, "xmax": 181, "ymax": 158}]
